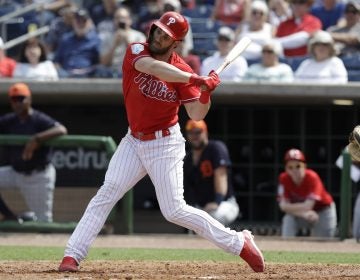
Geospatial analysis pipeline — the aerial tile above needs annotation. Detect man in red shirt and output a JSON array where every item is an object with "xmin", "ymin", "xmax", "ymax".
[
  {"xmin": 278, "ymin": 148, "xmax": 337, "ymax": 237},
  {"xmin": 58, "ymin": 11, "xmax": 265, "ymax": 273},
  {"xmin": 0, "ymin": 37, "xmax": 16, "ymax": 78},
  {"xmin": 276, "ymin": 0, "xmax": 322, "ymax": 57}
]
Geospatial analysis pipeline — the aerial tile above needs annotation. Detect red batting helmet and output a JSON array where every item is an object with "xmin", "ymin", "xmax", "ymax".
[
  {"xmin": 150, "ymin": 11, "xmax": 189, "ymax": 41},
  {"xmin": 284, "ymin": 148, "xmax": 306, "ymax": 163}
]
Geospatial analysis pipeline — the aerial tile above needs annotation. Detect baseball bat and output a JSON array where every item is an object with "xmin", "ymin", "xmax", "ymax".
[{"xmin": 215, "ymin": 36, "xmax": 252, "ymax": 75}]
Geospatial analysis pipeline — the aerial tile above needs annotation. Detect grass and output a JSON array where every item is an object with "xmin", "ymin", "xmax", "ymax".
[{"xmin": 0, "ymin": 246, "xmax": 358, "ymax": 264}]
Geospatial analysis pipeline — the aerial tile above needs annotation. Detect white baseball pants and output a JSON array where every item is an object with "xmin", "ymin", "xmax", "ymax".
[{"xmin": 64, "ymin": 124, "xmax": 244, "ymax": 262}]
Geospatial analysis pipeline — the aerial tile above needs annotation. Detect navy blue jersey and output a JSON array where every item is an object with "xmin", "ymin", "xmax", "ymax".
[
  {"xmin": 183, "ymin": 140, "xmax": 234, "ymax": 207},
  {"xmin": 0, "ymin": 109, "xmax": 60, "ymax": 172}
]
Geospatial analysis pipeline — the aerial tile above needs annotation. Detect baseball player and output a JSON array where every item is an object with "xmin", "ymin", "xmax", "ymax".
[
  {"xmin": 58, "ymin": 11, "xmax": 264, "ymax": 273},
  {"xmin": 277, "ymin": 148, "xmax": 337, "ymax": 237}
]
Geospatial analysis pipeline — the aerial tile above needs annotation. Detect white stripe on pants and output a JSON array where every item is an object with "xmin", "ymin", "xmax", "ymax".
[{"xmin": 64, "ymin": 124, "xmax": 244, "ymax": 262}]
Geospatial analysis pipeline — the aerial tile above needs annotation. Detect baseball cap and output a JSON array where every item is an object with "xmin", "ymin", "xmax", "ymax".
[
  {"xmin": 251, "ymin": 0, "xmax": 269, "ymax": 14},
  {"xmin": 8, "ymin": 83, "xmax": 31, "ymax": 97},
  {"xmin": 185, "ymin": 120, "xmax": 208, "ymax": 132},
  {"xmin": 217, "ymin": 26, "xmax": 235, "ymax": 41},
  {"xmin": 346, "ymin": 0, "xmax": 360, "ymax": 11},
  {"xmin": 75, "ymin": 9, "xmax": 89, "ymax": 19},
  {"xmin": 284, "ymin": 148, "xmax": 306, "ymax": 163}
]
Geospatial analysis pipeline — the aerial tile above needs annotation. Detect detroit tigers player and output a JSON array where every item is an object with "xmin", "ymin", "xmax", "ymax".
[{"xmin": 58, "ymin": 11, "xmax": 265, "ymax": 273}]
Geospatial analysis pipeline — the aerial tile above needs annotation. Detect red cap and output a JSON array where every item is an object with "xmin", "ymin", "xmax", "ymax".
[
  {"xmin": 185, "ymin": 120, "xmax": 208, "ymax": 132},
  {"xmin": 8, "ymin": 83, "xmax": 31, "ymax": 97},
  {"xmin": 284, "ymin": 148, "xmax": 306, "ymax": 163}
]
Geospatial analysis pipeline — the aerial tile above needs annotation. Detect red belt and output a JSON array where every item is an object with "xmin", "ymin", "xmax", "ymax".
[{"xmin": 131, "ymin": 128, "xmax": 171, "ymax": 141}]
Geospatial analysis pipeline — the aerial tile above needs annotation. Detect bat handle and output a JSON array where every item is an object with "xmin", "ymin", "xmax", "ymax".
[{"xmin": 215, "ymin": 62, "xmax": 227, "ymax": 75}]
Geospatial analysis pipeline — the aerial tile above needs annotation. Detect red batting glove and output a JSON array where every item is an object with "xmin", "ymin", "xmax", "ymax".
[{"xmin": 189, "ymin": 70, "xmax": 220, "ymax": 91}]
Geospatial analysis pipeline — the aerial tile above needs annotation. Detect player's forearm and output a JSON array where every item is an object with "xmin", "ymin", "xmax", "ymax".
[
  {"xmin": 185, "ymin": 101, "xmax": 211, "ymax": 120},
  {"xmin": 34, "ymin": 125, "xmax": 68, "ymax": 142},
  {"xmin": 135, "ymin": 57, "xmax": 192, "ymax": 83},
  {"xmin": 279, "ymin": 201, "xmax": 312, "ymax": 214}
]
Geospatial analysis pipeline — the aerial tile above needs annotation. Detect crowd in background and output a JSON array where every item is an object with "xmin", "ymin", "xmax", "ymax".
[{"xmin": 0, "ymin": 0, "xmax": 359, "ymax": 81}]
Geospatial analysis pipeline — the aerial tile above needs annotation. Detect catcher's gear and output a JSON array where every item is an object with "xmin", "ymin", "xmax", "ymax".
[
  {"xmin": 348, "ymin": 125, "xmax": 360, "ymax": 162},
  {"xmin": 149, "ymin": 11, "xmax": 189, "ymax": 41}
]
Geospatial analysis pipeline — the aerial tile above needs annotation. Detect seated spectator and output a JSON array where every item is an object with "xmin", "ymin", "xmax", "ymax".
[
  {"xmin": 328, "ymin": 0, "xmax": 360, "ymax": 57},
  {"xmin": 53, "ymin": 9, "xmax": 101, "ymax": 78},
  {"xmin": 100, "ymin": 6, "xmax": 146, "ymax": 78},
  {"xmin": 211, "ymin": 0, "xmax": 251, "ymax": 27},
  {"xmin": 96, "ymin": 0, "xmax": 123, "ymax": 37},
  {"xmin": 44, "ymin": 4, "xmax": 77, "ymax": 59},
  {"xmin": 277, "ymin": 148, "xmax": 337, "ymax": 238},
  {"xmin": 236, "ymin": 0, "xmax": 275, "ymax": 60},
  {"xmin": 295, "ymin": 30, "xmax": 348, "ymax": 83},
  {"xmin": 13, "ymin": 38, "xmax": 59, "ymax": 81},
  {"xmin": 0, "ymin": 83, "xmax": 68, "ymax": 222},
  {"xmin": 311, "ymin": 0, "xmax": 345, "ymax": 30},
  {"xmin": 276, "ymin": 0, "xmax": 322, "ymax": 57},
  {"xmin": 0, "ymin": 37, "xmax": 16, "ymax": 78},
  {"xmin": 201, "ymin": 26, "xmax": 248, "ymax": 81},
  {"xmin": 268, "ymin": 0, "xmax": 292, "ymax": 28},
  {"xmin": 184, "ymin": 120, "xmax": 240, "ymax": 226},
  {"xmin": 176, "ymin": 40, "xmax": 201, "ymax": 74},
  {"xmin": 243, "ymin": 40, "xmax": 294, "ymax": 82},
  {"xmin": 89, "ymin": 0, "xmax": 119, "ymax": 27}
]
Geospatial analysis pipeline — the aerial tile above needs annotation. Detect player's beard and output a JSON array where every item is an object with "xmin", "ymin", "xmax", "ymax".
[{"xmin": 148, "ymin": 34, "xmax": 174, "ymax": 55}]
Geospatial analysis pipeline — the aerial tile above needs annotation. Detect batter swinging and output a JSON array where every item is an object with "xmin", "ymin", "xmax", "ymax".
[{"xmin": 58, "ymin": 11, "xmax": 265, "ymax": 273}]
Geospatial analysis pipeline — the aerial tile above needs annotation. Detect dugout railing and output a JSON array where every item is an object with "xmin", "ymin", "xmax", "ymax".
[{"xmin": 0, "ymin": 134, "xmax": 133, "ymax": 234}]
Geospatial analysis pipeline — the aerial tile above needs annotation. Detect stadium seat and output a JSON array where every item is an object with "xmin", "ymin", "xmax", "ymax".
[
  {"xmin": 183, "ymin": 4, "xmax": 214, "ymax": 18},
  {"xmin": 341, "ymin": 54, "xmax": 360, "ymax": 70},
  {"xmin": 347, "ymin": 70, "xmax": 360, "ymax": 82}
]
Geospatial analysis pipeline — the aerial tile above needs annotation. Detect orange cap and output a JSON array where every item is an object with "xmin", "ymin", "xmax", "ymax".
[
  {"xmin": 8, "ymin": 83, "xmax": 31, "ymax": 97},
  {"xmin": 185, "ymin": 120, "xmax": 208, "ymax": 132}
]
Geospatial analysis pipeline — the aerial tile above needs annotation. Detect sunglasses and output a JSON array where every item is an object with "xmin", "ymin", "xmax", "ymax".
[
  {"xmin": 10, "ymin": 96, "xmax": 26, "ymax": 103},
  {"xmin": 345, "ymin": 9, "xmax": 358, "ymax": 14},
  {"xmin": 252, "ymin": 10, "xmax": 264, "ymax": 16},
  {"xmin": 262, "ymin": 49, "xmax": 275, "ymax": 54},
  {"xmin": 286, "ymin": 163, "xmax": 303, "ymax": 170}
]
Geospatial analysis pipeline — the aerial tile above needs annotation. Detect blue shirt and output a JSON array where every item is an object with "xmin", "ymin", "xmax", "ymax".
[
  {"xmin": 53, "ymin": 29, "xmax": 100, "ymax": 72},
  {"xmin": 184, "ymin": 140, "xmax": 234, "ymax": 207},
  {"xmin": 0, "ymin": 109, "xmax": 59, "ymax": 173},
  {"xmin": 311, "ymin": 3, "xmax": 345, "ymax": 30}
]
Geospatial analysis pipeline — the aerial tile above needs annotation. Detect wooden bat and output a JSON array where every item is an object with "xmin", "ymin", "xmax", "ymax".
[{"xmin": 215, "ymin": 36, "xmax": 252, "ymax": 75}]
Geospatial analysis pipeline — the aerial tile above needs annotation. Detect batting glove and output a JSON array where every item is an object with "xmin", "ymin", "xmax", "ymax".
[{"xmin": 189, "ymin": 70, "xmax": 220, "ymax": 91}]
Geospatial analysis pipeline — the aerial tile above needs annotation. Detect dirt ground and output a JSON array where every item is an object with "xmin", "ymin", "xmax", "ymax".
[{"xmin": 0, "ymin": 233, "xmax": 359, "ymax": 280}]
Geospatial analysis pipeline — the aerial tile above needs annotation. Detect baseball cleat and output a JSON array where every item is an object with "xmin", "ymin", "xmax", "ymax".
[
  {"xmin": 58, "ymin": 256, "xmax": 79, "ymax": 272},
  {"xmin": 239, "ymin": 230, "xmax": 265, "ymax": 272}
]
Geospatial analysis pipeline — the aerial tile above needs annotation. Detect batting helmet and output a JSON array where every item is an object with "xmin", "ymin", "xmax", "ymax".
[
  {"xmin": 150, "ymin": 11, "xmax": 189, "ymax": 41},
  {"xmin": 284, "ymin": 148, "xmax": 306, "ymax": 163}
]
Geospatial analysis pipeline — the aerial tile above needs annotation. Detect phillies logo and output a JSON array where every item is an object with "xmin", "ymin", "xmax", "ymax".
[
  {"xmin": 134, "ymin": 73, "xmax": 177, "ymax": 102},
  {"xmin": 167, "ymin": 17, "xmax": 176, "ymax": 25}
]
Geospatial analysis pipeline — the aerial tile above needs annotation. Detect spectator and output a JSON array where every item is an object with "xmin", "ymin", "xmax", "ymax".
[
  {"xmin": 0, "ymin": 83, "xmax": 67, "ymax": 222},
  {"xmin": 295, "ymin": 30, "xmax": 348, "ymax": 83},
  {"xmin": 235, "ymin": 0, "xmax": 275, "ymax": 60},
  {"xmin": 176, "ymin": 40, "xmax": 201, "ymax": 74},
  {"xmin": 96, "ymin": 0, "xmax": 123, "ymax": 37},
  {"xmin": 100, "ymin": 6, "xmax": 146, "ymax": 78},
  {"xmin": 311, "ymin": 0, "xmax": 345, "ymax": 30},
  {"xmin": 13, "ymin": 38, "xmax": 59, "ymax": 81},
  {"xmin": 276, "ymin": 0, "xmax": 322, "ymax": 57},
  {"xmin": 277, "ymin": 148, "xmax": 337, "ymax": 238},
  {"xmin": 328, "ymin": 0, "xmax": 360, "ymax": 57},
  {"xmin": 53, "ymin": 9, "xmax": 101, "ymax": 78},
  {"xmin": 268, "ymin": 0, "xmax": 292, "ymax": 28},
  {"xmin": 201, "ymin": 26, "xmax": 248, "ymax": 81},
  {"xmin": 183, "ymin": 120, "xmax": 240, "ymax": 226},
  {"xmin": 0, "ymin": 37, "xmax": 16, "ymax": 78},
  {"xmin": 211, "ymin": 0, "xmax": 251, "ymax": 27},
  {"xmin": 44, "ymin": 4, "xmax": 77, "ymax": 59},
  {"xmin": 89, "ymin": 0, "xmax": 119, "ymax": 26},
  {"xmin": 243, "ymin": 40, "xmax": 294, "ymax": 82}
]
